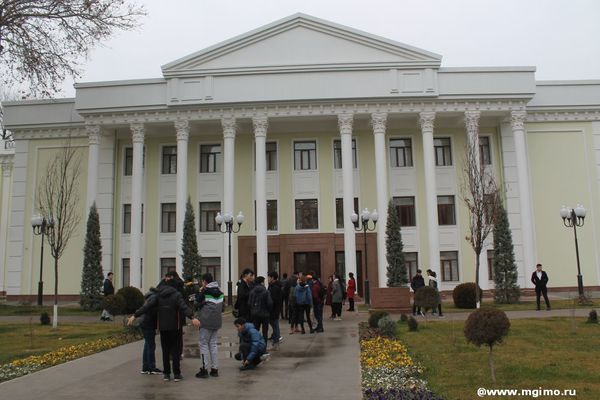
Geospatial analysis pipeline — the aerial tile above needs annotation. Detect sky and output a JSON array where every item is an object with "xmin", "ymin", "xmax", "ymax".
[{"xmin": 59, "ymin": 0, "xmax": 600, "ymax": 96}]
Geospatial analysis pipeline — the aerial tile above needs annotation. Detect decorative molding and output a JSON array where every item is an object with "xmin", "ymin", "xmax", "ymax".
[
  {"xmin": 510, "ymin": 110, "xmax": 527, "ymax": 131},
  {"xmin": 130, "ymin": 123, "xmax": 145, "ymax": 143},
  {"xmin": 11, "ymin": 127, "xmax": 86, "ymax": 140},
  {"xmin": 221, "ymin": 117, "xmax": 237, "ymax": 139},
  {"xmin": 1, "ymin": 160, "xmax": 13, "ymax": 177},
  {"xmin": 371, "ymin": 112, "xmax": 387, "ymax": 134},
  {"xmin": 86, "ymin": 125, "xmax": 101, "ymax": 145},
  {"xmin": 526, "ymin": 110, "xmax": 600, "ymax": 122},
  {"xmin": 464, "ymin": 110, "xmax": 480, "ymax": 135},
  {"xmin": 418, "ymin": 111, "xmax": 436, "ymax": 132},
  {"xmin": 337, "ymin": 113, "xmax": 354, "ymax": 135},
  {"xmin": 174, "ymin": 120, "xmax": 190, "ymax": 141},
  {"xmin": 252, "ymin": 116, "xmax": 269, "ymax": 138}
]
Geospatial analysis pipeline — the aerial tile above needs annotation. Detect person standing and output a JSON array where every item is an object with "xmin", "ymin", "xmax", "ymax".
[
  {"xmin": 331, "ymin": 273, "xmax": 343, "ymax": 320},
  {"xmin": 267, "ymin": 271, "xmax": 283, "ymax": 349},
  {"xmin": 310, "ymin": 275, "xmax": 325, "ymax": 332},
  {"xmin": 235, "ymin": 268, "xmax": 255, "ymax": 320},
  {"xmin": 248, "ymin": 276, "xmax": 272, "ymax": 341},
  {"xmin": 346, "ymin": 272, "xmax": 356, "ymax": 312},
  {"xmin": 288, "ymin": 278, "xmax": 299, "ymax": 334},
  {"xmin": 325, "ymin": 275, "xmax": 334, "ymax": 318},
  {"xmin": 138, "ymin": 287, "xmax": 162, "ymax": 375},
  {"xmin": 281, "ymin": 272, "xmax": 290, "ymax": 320},
  {"xmin": 531, "ymin": 263, "xmax": 551, "ymax": 310},
  {"xmin": 294, "ymin": 276, "xmax": 313, "ymax": 333},
  {"xmin": 426, "ymin": 269, "xmax": 443, "ymax": 317},
  {"xmin": 410, "ymin": 269, "xmax": 425, "ymax": 316},
  {"xmin": 100, "ymin": 272, "xmax": 114, "ymax": 321},
  {"xmin": 194, "ymin": 273, "xmax": 224, "ymax": 379}
]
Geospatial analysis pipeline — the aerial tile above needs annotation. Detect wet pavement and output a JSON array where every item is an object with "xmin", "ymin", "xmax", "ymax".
[{"xmin": 0, "ymin": 312, "xmax": 365, "ymax": 400}]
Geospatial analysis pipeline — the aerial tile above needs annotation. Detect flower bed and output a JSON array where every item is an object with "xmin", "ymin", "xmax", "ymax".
[
  {"xmin": 0, "ymin": 332, "xmax": 140, "ymax": 382},
  {"xmin": 359, "ymin": 323, "xmax": 441, "ymax": 400}
]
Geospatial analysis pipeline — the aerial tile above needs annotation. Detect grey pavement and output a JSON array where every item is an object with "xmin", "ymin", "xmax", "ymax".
[{"xmin": 0, "ymin": 312, "xmax": 364, "ymax": 400}]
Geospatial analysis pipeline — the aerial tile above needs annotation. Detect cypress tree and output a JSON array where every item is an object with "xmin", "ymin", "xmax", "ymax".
[
  {"xmin": 182, "ymin": 197, "xmax": 202, "ymax": 282},
  {"xmin": 386, "ymin": 199, "xmax": 408, "ymax": 286},
  {"xmin": 80, "ymin": 202, "xmax": 104, "ymax": 311},
  {"xmin": 492, "ymin": 201, "xmax": 520, "ymax": 303}
]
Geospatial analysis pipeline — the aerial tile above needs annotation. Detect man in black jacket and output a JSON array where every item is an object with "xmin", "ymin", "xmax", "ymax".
[
  {"xmin": 100, "ymin": 272, "xmax": 114, "ymax": 321},
  {"xmin": 138, "ymin": 287, "xmax": 161, "ymax": 375},
  {"xmin": 128, "ymin": 280, "xmax": 200, "ymax": 382},
  {"xmin": 531, "ymin": 263, "xmax": 551, "ymax": 310},
  {"xmin": 410, "ymin": 269, "xmax": 425, "ymax": 316},
  {"xmin": 248, "ymin": 276, "xmax": 272, "ymax": 342},
  {"xmin": 268, "ymin": 271, "xmax": 283, "ymax": 349},
  {"xmin": 235, "ymin": 268, "xmax": 255, "ymax": 321},
  {"xmin": 281, "ymin": 272, "xmax": 290, "ymax": 320}
]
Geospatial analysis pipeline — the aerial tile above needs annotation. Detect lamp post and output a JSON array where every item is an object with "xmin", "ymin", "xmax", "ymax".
[
  {"xmin": 351, "ymin": 208, "xmax": 378, "ymax": 306},
  {"xmin": 560, "ymin": 205, "xmax": 586, "ymax": 299},
  {"xmin": 215, "ymin": 211, "xmax": 244, "ymax": 307},
  {"xmin": 31, "ymin": 214, "xmax": 54, "ymax": 306}
]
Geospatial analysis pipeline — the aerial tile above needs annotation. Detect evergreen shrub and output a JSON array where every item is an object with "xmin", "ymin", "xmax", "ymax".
[
  {"xmin": 102, "ymin": 294, "xmax": 126, "ymax": 316},
  {"xmin": 115, "ymin": 287, "xmax": 144, "ymax": 314},
  {"xmin": 378, "ymin": 316, "xmax": 397, "ymax": 337},
  {"xmin": 453, "ymin": 282, "xmax": 482, "ymax": 309},
  {"xmin": 369, "ymin": 310, "xmax": 389, "ymax": 328},
  {"xmin": 407, "ymin": 316, "xmax": 418, "ymax": 331}
]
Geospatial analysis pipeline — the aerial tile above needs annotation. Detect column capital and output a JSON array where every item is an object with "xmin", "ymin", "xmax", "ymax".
[
  {"xmin": 252, "ymin": 116, "xmax": 269, "ymax": 138},
  {"xmin": 464, "ymin": 110, "xmax": 481, "ymax": 134},
  {"xmin": 510, "ymin": 110, "xmax": 527, "ymax": 131},
  {"xmin": 371, "ymin": 112, "xmax": 388, "ymax": 134},
  {"xmin": 86, "ymin": 125, "xmax": 101, "ymax": 145},
  {"xmin": 174, "ymin": 120, "xmax": 190, "ymax": 141},
  {"xmin": 221, "ymin": 117, "xmax": 237, "ymax": 139},
  {"xmin": 130, "ymin": 123, "xmax": 145, "ymax": 143},
  {"xmin": 419, "ymin": 111, "xmax": 436, "ymax": 132},
  {"xmin": 1, "ymin": 160, "xmax": 13, "ymax": 177},
  {"xmin": 338, "ymin": 113, "xmax": 354, "ymax": 135}
]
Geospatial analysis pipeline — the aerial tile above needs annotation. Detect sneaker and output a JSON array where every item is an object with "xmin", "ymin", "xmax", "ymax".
[
  {"xmin": 140, "ymin": 370, "xmax": 150, "ymax": 375},
  {"xmin": 309, "ymin": 328, "xmax": 315, "ymax": 334},
  {"xmin": 234, "ymin": 352, "xmax": 242, "ymax": 361},
  {"xmin": 239, "ymin": 364, "xmax": 255, "ymax": 371},
  {"xmin": 195, "ymin": 368, "xmax": 208, "ymax": 379},
  {"xmin": 335, "ymin": 317, "xmax": 342, "ymax": 321},
  {"xmin": 316, "ymin": 327, "xmax": 324, "ymax": 333},
  {"xmin": 163, "ymin": 374, "xmax": 171, "ymax": 381},
  {"xmin": 278, "ymin": 336, "xmax": 284, "ymax": 343},
  {"xmin": 209, "ymin": 368, "xmax": 219, "ymax": 377},
  {"xmin": 150, "ymin": 368, "xmax": 163, "ymax": 375},
  {"xmin": 173, "ymin": 374, "xmax": 183, "ymax": 382},
  {"xmin": 419, "ymin": 311, "xmax": 425, "ymax": 317},
  {"xmin": 260, "ymin": 353, "xmax": 271, "ymax": 363}
]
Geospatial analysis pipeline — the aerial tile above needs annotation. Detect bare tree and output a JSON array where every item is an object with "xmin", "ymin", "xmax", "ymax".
[
  {"xmin": 460, "ymin": 134, "xmax": 502, "ymax": 308},
  {"xmin": 37, "ymin": 139, "xmax": 82, "ymax": 327},
  {"xmin": 0, "ymin": 0, "xmax": 146, "ymax": 96}
]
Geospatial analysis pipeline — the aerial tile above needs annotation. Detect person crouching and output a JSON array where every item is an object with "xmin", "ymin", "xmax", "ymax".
[{"xmin": 234, "ymin": 318, "xmax": 269, "ymax": 371}]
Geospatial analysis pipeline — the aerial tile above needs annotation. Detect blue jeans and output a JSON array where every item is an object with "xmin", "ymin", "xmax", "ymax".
[
  {"xmin": 313, "ymin": 303, "xmax": 323, "ymax": 329},
  {"xmin": 142, "ymin": 328, "xmax": 156, "ymax": 371},
  {"xmin": 269, "ymin": 318, "xmax": 281, "ymax": 344}
]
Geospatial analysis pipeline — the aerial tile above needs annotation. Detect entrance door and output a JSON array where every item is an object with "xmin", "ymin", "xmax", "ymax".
[
  {"xmin": 334, "ymin": 251, "xmax": 363, "ymax": 296},
  {"xmin": 294, "ymin": 252, "xmax": 321, "ymax": 278}
]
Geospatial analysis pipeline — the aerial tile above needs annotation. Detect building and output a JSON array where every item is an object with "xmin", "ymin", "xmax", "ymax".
[{"xmin": 1, "ymin": 13, "xmax": 600, "ymax": 301}]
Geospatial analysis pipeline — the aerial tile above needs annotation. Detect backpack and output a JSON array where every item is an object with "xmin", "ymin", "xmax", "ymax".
[
  {"xmin": 316, "ymin": 281, "xmax": 326, "ymax": 301},
  {"xmin": 295, "ymin": 285, "xmax": 310, "ymax": 305},
  {"xmin": 251, "ymin": 289, "xmax": 271, "ymax": 319}
]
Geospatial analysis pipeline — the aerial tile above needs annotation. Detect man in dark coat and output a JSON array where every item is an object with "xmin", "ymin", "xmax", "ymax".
[
  {"xmin": 410, "ymin": 269, "xmax": 425, "ymax": 316},
  {"xmin": 100, "ymin": 272, "xmax": 114, "ymax": 321},
  {"xmin": 128, "ymin": 279, "xmax": 200, "ymax": 382},
  {"xmin": 310, "ymin": 275, "xmax": 325, "ymax": 332},
  {"xmin": 248, "ymin": 276, "xmax": 272, "ymax": 342},
  {"xmin": 267, "ymin": 271, "xmax": 283, "ymax": 348},
  {"xmin": 280, "ymin": 272, "xmax": 290, "ymax": 320},
  {"xmin": 138, "ymin": 287, "xmax": 161, "ymax": 374},
  {"xmin": 235, "ymin": 268, "xmax": 255, "ymax": 321},
  {"xmin": 531, "ymin": 263, "xmax": 551, "ymax": 310}
]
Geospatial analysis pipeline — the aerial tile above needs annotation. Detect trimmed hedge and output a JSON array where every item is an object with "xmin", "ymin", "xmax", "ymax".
[
  {"xmin": 101, "ymin": 294, "xmax": 126, "ymax": 316},
  {"xmin": 115, "ymin": 286, "xmax": 144, "ymax": 314},
  {"xmin": 452, "ymin": 282, "xmax": 482, "ymax": 309},
  {"xmin": 369, "ymin": 311, "xmax": 389, "ymax": 328}
]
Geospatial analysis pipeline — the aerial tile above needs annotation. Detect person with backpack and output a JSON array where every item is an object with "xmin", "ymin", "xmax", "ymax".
[
  {"xmin": 331, "ymin": 273, "xmax": 343, "ymax": 320},
  {"xmin": 310, "ymin": 275, "xmax": 325, "ymax": 332},
  {"xmin": 267, "ymin": 271, "xmax": 283, "ymax": 349},
  {"xmin": 294, "ymin": 276, "xmax": 314, "ymax": 334},
  {"xmin": 194, "ymin": 273, "xmax": 224, "ymax": 379},
  {"xmin": 248, "ymin": 276, "xmax": 272, "ymax": 342}
]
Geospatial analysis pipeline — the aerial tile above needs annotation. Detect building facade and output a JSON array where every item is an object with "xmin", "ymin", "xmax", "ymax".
[{"xmin": 1, "ymin": 14, "xmax": 600, "ymax": 300}]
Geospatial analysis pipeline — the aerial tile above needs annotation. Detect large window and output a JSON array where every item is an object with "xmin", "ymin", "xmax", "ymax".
[
  {"xmin": 479, "ymin": 136, "xmax": 492, "ymax": 165},
  {"xmin": 294, "ymin": 141, "xmax": 317, "ymax": 170},
  {"xmin": 123, "ymin": 204, "xmax": 143, "ymax": 233},
  {"xmin": 441, "ymin": 251, "xmax": 459, "ymax": 281},
  {"xmin": 295, "ymin": 199, "xmax": 318, "ymax": 230},
  {"xmin": 161, "ymin": 203, "xmax": 176, "ymax": 233},
  {"xmin": 254, "ymin": 200, "xmax": 278, "ymax": 231},
  {"xmin": 390, "ymin": 138, "xmax": 413, "ymax": 167},
  {"xmin": 266, "ymin": 142, "xmax": 277, "ymax": 171},
  {"xmin": 200, "ymin": 144, "xmax": 221, "ymax": 173},
  {"xmin": 162, "ymin": 146, "xmax": 177, "ymax": 174},
  {"xmin": 333, "ymin": 139, "xmax": 357, "ymax": 169},
  {"xmin": 160, "ymin": 258, "xmax": 176, "ymax": 279},
  {"xmin": 335, "ymin": 197, "xmax": 359, "ymax": 229},
  {"xmin": 124, "ymin": 147, "xmax": 133, "ymax": 176},
  {"xmin": 405, "ymin": 252, "xmax": 419, "ymax": 281},
  {"xmin": 254, "ymin": 253, "xmax": 280, "ymax": 275},
  {"xmin": 122, "ymin": 258, "xmax": 143, "ymax": 287},
  {"xmin": 201, "ymin": 257, "xmax": 221, "ymax": 283},
  {"xmin": 437, "ymin": 195, "xmax": 456, "ymax": 225},
  {"xmin": 392, "ymin": 196, "xmax": 416, "ymax": 227},
  {"xmin": 434, "ymin": 138, "xmax": 452, "ymax": 166},
  {"xmin": 487, "ymin": 249, "xmax": 494, "ymax": 280},
  {"xmin": 199, "ymin": 202, "xmax": 220, "ymax": 232},
  {"xmin": 294, "ymin": 252, "xmax": 321, "ymax": 277}
]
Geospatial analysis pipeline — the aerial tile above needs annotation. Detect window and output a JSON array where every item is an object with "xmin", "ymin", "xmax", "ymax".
[
  {"xmin": 267, "ymin": 200, "xmax": 278, "ymax": 231},
  {"xmin": 437, "ymin": 196, "xmax": 456, "ymax": 225},
  {"xmin": 479, "ymin": 136, "xmax": 492, "ymax": 165},
  {"xmin": 123, "ymin": 204, "xmax": 131, "ymax": 234},
  {"xmin": 161, "ymin": 203, "xmax": 176, "ymax": 233},
  {"xmin": 434, "ymin": 138, "xmax": 452, "ymax": 166},
  {"xmin": 487, "ymin": 249, "xmax": 494, "ymax": 280},
  {"xmin": 390, "ymin": 139, "xmax": 413, "ymax": 167},
  {"xmin": 333, "ymin": 139, "xmax": 357, "ymax": 169},
  {"xmin": 392, "ymin": 197, "xmax": 416, "ymax": 227},
  {"xmin": 160, "ymin": 258, "xmax": 176, "ymax": 279},
  {"xmin": 201, "ymin": 257, "xmax": 221, "ymax": 284},
  {"xmin": 441, "ymin": 251, "xmax": 459, "ymax": 281},
  {"xmin": 294, "ymin": 141, "xmax": 317, "ymax": 170},
  {"xmin": 335, "ymin": 198, "xmax": 359, "ymax": 229},
  {"xmin": 162, "ymin": 146, "xmax": 177, "ymax": 174},
  {"xmin": 334, "ymin": 251, "xmax": 361, "ymax": 287},
  {"xmin": 294, "ymin": 252, "xmax": 321, "ymax": 277},
  {"xmin": 200, "ymin": 144, "xmax": 221, "ymax": 173},
  {"xmin": 199, "ymin": 202, "xmax": 220, "ymax": 232},
  {"xmin": 124, "ymin": 147, "xmax": 133, "ymax": 176},
  {"xmin": 266, "ymin": 142, "xmax": 277, "ymax": 171},
  {"xmin": 268, "ymin": 253, "xmax": 280, "ymax": 274},
  {"xmin": 405, "ymin": 252, "xmax": 419, "ymax": 281},
  {"xmin": 122, "ymin": 258, "xmax": 143, "ymax": 287},
  {"xmin": 483, "ymin": 193, "xmax": 496, "ymax": 224},
  {"xmin": 295, "ymin": 199, "xmax": 318, "ymax": 230}
]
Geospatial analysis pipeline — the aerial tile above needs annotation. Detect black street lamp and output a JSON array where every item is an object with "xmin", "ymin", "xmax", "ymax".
[
  {"xmin": 351, "ymin": 208, "xmax": 378, "ymax": 306},
  {"xmin": 31, "ymin": 214, "xmax": 54, "ymax": 306},
  {"xmin": 215, "ymin": 211, "xmax": 244, "ymax": 307},
  {"xmin": 560, "ymin": 205, "xmax": 587, "ymax": 299}
]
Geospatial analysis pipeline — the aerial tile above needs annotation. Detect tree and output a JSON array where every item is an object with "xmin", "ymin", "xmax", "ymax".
[
  {"xmin": 386, "ymin": 199, "xmax": 407, "ymax": 286},
  {"xmin": 37, "ymin": 139, "xmax": 82, "ymax": 327},
  {"xmin": 0, "ymin": 0, "xmax": 146, "ymax": 95},
  {"xmin": 460, "ymin": 133, "xmax": 502, "ymax": 308},
  {"xmin": 492, "ymin": 200, "xmax": 520, "ymax": 304},
  {"xmin": 80, "ymin": 202, "xmax": 104, "ymax": 311},
  {"xmin": 181, "ymin": 197, "xmax": 201, "ymax": 282}
]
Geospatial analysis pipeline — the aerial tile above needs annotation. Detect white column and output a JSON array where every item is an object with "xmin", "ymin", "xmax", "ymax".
[
  {"xmin": 222, "ymin": 118, "xmax": 237, "ymax": 289},
  {"xmin": 86, "ymin": 125, "xmax": 101, "ymax": 210},
  {"xmin": 511, "ymin": 110, "xmax": 536, "ymax": 287},
  {"xmin": 253, "ymin": 116, "xmax": 268, "ymax": 278},
  {"xmin": 338, "ymin": 114, "xmax": 357, "ymax": 280},
  {"xmin": 371, "ymin": 113, "xmax": 389, "ymax": 288},
  {"xmin": 130, "ymin": 123, "xmax": 145, "ymax": 289},
  {"xmin": 419, "ymin": 112, "xmax": 442, "ymax": 282},
  {"xmin": 0, "ymin": 159, "xmax": 13, "ymax": 294},
  {"xmin": 175, "ymin": 119, "xmax": 189, "ymax": 276}
]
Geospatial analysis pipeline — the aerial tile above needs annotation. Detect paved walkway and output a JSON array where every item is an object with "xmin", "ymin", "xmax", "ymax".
[{"xmin": 0, "ymin": 312, "xmax": 364, "ymax": 400}]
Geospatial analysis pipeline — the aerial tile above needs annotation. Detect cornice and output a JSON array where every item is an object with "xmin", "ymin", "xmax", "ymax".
[
  {"xmin": 12, "ymin": 127, "xmax": 86, "ymax": 140},
  {"xmin": 526, "ymin": 110, "xmax": 600, "ymax": 122}
]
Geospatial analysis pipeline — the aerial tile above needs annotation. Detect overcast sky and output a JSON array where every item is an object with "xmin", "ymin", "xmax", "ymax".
[{"xmin": 60, "ymin": 0, "xmax": 600, "ymax": 96}]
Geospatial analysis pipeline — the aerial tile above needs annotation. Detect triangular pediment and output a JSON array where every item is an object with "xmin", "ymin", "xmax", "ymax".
[{"xmin": 162, "ymin": 13, "xmax": 442, "ymax": 77}]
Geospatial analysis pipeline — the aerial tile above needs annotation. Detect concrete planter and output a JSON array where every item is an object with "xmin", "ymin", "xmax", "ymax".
[{"xmin": 370, "ymin": 287, "xmax": 411, "ymax": 313}]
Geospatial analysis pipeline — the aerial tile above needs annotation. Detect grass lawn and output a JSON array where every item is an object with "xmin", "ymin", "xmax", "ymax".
[
  {"xmin": 398, "ymin": 317, "xmax": 600, "ymax": 400},
  {"xmin": 0, "ymin": 304, "xmax": 98, "ymax": 317},
  {"xmin": 0, "ymin": 323, "xmax": 127, "ymax": 364},
  {"xmin": 441, "ymin": 298, "xmax": 599, "ymax": 313}
]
